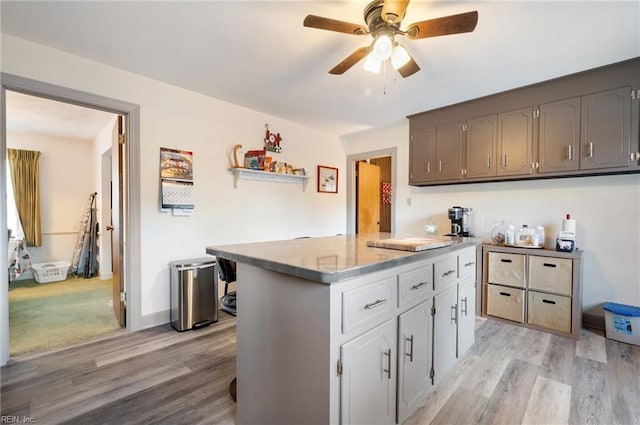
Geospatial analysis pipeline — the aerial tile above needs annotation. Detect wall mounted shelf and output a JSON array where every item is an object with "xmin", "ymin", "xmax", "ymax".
[{"xmin": 229, "ymin": 168, "xmax": 310, "ymax": 190}]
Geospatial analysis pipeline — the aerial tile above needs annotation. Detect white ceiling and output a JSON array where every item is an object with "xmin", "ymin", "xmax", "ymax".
[{"xmin": 2, "ymin": 1, "xmax": 639, "ymax": 137}]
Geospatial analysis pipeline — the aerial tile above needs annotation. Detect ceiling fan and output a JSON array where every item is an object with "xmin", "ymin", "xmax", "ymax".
[{"xmin": 303, "ymin": 0, "xmax": 478, "ymax": 78}]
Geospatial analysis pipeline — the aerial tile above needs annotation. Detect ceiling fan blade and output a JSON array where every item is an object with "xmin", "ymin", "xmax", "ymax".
[
  {"xmin": 381, "ymin": 0, "xmax": 410, "ymax": 24},
  {"xmin": 396, "ymin": 50, "xmax": 420, "ymax": 78},
  {"xmin": 304, "ymin": 15, "xmax": 368, "ymax": 35},
  {"xmin": 329, "ymin": 46, "xmax": 372, "ymax": 75},
  {"xmin": 405, "ymin": 11, "xmax": 478, "ymax": 40}
]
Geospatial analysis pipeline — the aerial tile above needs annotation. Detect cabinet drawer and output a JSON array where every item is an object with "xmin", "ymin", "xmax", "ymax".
[
  {"xmin": 528, "ymin": 256, "xmax": 572, "ymax": 295},
  {"xmin": 528, "ymin": 291, "xmax": 571, "ymax": 333},
  {"xmin": 458, "ymin": 248, "xmax": 477, "ymax": 280},
  {"xmin": 487, "ymin": 284, "xmax": 525, "ymax": 323},
  {"xmin": 342, "ymin": 276, "xmax": 395, "ymax": 333},
  {"xmin": 398, "ymin": 264, "xmax": 433, "ymax": 308},
  {"xmin": 487, "ymin": 252, "xmax": 525, "ymax": 288},
  {"xmin": 434, "ymin": 256, "xmax": 458, "ymax": 292}
]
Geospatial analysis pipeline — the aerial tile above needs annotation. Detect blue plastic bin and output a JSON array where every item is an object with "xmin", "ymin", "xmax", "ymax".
[{"xmin": 603, "ymin": 302, "xmax": 640, "ymax": 346}]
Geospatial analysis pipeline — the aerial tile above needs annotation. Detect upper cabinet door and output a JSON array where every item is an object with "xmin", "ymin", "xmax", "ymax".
[
  {"xmin": 435, "ymin": 122, "xmax": 464, "ymax": 181},
  {"xmin": 538, "ymin": 97, "xmax": 581, "ymax": 174},
  {"xmin": 497, "ymin": 107, "xmax": 534, "ymax": 176},
  {"xmin": 409, "ymin": 128, "xmax": 436, "ymax": 184},
  {"xmin": 465, "ymin": 114, "xmax": 497, "ymax": 179},
  {"xmin": 580, "ymin": 86, "xmax": 632, "ymax": 170}
]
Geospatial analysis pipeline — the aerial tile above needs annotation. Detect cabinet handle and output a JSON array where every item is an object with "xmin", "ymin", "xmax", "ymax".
[
  {"xmin": 438, "ymin": 160, "xmax": 442, "ymax": 173},
  {"xmin": 461, "ymin": 297, "xmax": 468, "ymax": 315},
  {"xmin": 451, "ymin": 305, "xmax": 458, "ymax": 324},
  {"xmin": 411, "ymin": 281, "xmax": 429, "ymax": 290},
  {"xmin": 542, "ymin": 299, "xmax": 557, "ymax": 305},
  {"xmin": 405, "ymin": 335, "xmax": 414, "ymax": 362},
  {"xmin": 502, "ymin": 154, "xmax": 507, "ymax": 168},
  {"xmin": 364, "ymin": 299, "xmax": 387, "ymax": 310},
  {"xmin": 383, "ymin": 349, "xmax": 392, "ymax": 379},
  {"xmin": 500, "ymin": 259, "xmax": 512, "ymax": 263},
  {"xmin": 499, "ymin": 292, "xmax": 511, "ymax": 297},
  {"xmin": 487, "ymin": 155, "xmax": 491, "ymax": 169},
  {"xmin": 427, "ymin": 162, "xmax": 431, "ymax": 174},
  {"xmin": 443, "ymin": 269, "xmax": 456, "ymax": 277},
  {"xmin": 568, "ymin": 145, "xmax": 573, "ymax": 160},
  {"xmin": 464, "ymin": 261, "xmax": 475, "ymax": 267},
  {"xmin": 543, "ymin": 263, "xmax": 557, "ymax": 268},
  {"xmin": 588, "ymin": 142, "xmax": 594, "ymax": 158}
]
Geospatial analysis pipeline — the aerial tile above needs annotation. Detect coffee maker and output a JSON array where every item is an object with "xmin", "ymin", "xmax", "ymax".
[{"xmin": 448, "ymin": 206, "xmax": 474, "ymax": 237}]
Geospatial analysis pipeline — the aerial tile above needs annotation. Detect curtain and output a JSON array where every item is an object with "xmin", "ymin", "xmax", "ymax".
[{"xmin": 7, "ymin": 148, "xmax": 42, "ymax": 247}]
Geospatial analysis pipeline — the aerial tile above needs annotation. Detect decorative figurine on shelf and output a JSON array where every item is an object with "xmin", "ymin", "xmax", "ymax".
[{"xmin": 264, "ymin": 123, "xmax": 283, "ymax": 153}]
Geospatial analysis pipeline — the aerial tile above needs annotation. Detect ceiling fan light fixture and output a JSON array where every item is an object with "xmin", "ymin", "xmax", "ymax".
[
  {"xmin": 372, "ymin": 34, "xmax": 393, "ymax": 60},
  {"xmin": 390, "ymin": 44, "xmax": 411, "ymax": 69},
  {"xmin": 363, "ymin": 53, "xmax": 382, "ymax": 74}
]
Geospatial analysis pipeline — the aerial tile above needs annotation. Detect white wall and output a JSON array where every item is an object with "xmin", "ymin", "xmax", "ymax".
[
  {"xmin": 344, "ymin": 122, "xmax": 640, "ymax": 316},
  {"xmin": 1, "ymin": 35, "xmax": 346, "ymax": 323},
  {"xmin": 7, "ymin": 132, "xmax": 95, "ymax": 267}
]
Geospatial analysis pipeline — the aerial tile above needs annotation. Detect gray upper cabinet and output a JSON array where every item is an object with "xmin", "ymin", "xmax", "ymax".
[
  {"xmin": 435, "ymin": 122, "xmax": 464, "ymax": 181},
  {"xmin": 497, "ymin": 108, "xmax": 534, "ymax": 176},
  {"xmin": 409, "ymin": 128, "xmax": 435, "ymax": 184},
  {"xmin": 580, "ymin": 86, "xmax": 632, "ymax": 170},
  {"xmin": 408, "ymin": 58, "xmax": 640, "ymax": 186},
  {"xmin": 465, "ymin": 115, "xmax": 497, "ymax": 179},
  {"xmin": 537, "ymin": 97, "xmax": 581, "ymax": 174}
]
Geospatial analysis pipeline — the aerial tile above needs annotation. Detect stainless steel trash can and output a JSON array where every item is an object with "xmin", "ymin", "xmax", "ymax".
[{"xmin": 169, "ymin": 257, "xmax": 218, "ymax": 331}]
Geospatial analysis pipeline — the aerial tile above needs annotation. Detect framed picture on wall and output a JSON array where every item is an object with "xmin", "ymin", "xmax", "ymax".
[{"xmin": 317, "ymin": 165, "xmax": 338, "ymax": 193}]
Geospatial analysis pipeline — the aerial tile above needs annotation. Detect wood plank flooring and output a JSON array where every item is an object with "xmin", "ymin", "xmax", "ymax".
[{"xmin": 1, "ymin": 313, "xmax": 639, "ymax": 424}]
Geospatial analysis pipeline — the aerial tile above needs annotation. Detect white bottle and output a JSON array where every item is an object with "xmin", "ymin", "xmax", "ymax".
[
  {"xmin": 535, "ymin": 225, "xmax": 545, "ymax": 247},
  {"xmin": 506, "ymin": 225, "xmax": 515, "ymax": 245},
  {"xmin": 517, "ymin": 225, "xmax": 534, "ymax": 245}
]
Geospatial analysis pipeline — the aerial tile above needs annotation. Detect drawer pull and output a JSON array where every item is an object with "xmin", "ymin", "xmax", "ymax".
[
  {"xmin": 383, "ymin": 349, "xmax": 392, "ymax": 379},
  {"xmin": 499, "ymin": 292, "xmax": 511, "ymax": 297},
  {"xmin": 443, "ymin": 269, "xmax": 456, "ymax": 277},
  {"xmin": 542, "ymin": 299, "xmax": 557, "ymax": 305},
  {"xmin": 500, "ymin": 259, "xmax": 512, "ymax": 263},
  {"xmin": 405, "ymin": 335, "xmax": 414, "ymax": 362},
  {"xmin": 543, "ymin": 263, "xmax": 557, "ymax": 268},
  {"xmin": 461, "ymin": 297, "xmax": 468, "ymax": 315},
  {"xmin": 464, "ymin": 261, "xmax": 475, "ymax": 267},
  {"xmin": 411, "ymin": 281, "xmax": 429, "ymax": 290},
  {"xmin": 364, "ymin": 299, "xmax": 387, "ymax": 310},
  {"xmin": 451, "ymin": 305, "xmax": 458, "ymax": 324}
]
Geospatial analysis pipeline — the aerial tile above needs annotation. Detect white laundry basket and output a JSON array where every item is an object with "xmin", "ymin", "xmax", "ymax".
[{"xmin": 31, "ymin": 261, "xmax": 71, "ymax": 283}]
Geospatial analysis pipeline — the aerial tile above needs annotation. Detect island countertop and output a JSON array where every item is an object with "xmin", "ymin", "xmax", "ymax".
[{"xmin": 205, "ymin": 233, "xmax": 480, "ymax": 284}]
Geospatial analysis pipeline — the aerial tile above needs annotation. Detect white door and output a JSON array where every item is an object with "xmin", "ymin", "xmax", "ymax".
[
  {"xmin": 433, "ymin": 285, "xmax": 458, "ymax": 384},
  {"xmin": 457, "ymin": 278, "xmax": 476, "ymax": 357},
  {"xmin": 397, "ymin": 299, "xmax": 433, "ymax": 423},
  {"xmin": 341, "ymin": 319, "xmax": 396, "ymax": 425}
]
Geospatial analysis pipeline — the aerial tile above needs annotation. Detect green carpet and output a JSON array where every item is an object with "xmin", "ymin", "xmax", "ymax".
[{"xmin": 9, "ymin": 276, "xmax": 122, "ymax": 356}]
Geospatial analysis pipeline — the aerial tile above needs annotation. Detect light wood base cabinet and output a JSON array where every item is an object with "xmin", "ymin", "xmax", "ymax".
[{"xmin": 481, "ymin": 244, "xmax": 583, "ymax": 339}]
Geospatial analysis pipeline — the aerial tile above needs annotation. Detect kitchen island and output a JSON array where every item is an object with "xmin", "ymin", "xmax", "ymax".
[{"xmin": 206, "ymin": 233, "xmax": 480, "ymax": 425}]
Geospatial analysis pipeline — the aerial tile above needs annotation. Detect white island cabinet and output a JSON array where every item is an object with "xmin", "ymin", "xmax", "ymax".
[{"xmin": 206, "ymin": 234, "xmax": 479, "ymax": 425}]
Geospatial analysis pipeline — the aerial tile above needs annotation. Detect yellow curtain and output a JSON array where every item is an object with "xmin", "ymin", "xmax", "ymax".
[{"xmin": 7, "ymin": 148, "xmax": 42, "ymax": 247}]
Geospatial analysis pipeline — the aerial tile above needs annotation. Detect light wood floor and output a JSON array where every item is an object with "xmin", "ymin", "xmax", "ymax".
[{"xmin": 1, "ymin": 313, "xmax": 638, "ymax": 424}]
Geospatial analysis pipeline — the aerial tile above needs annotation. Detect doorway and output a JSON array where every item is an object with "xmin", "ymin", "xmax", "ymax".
[
  {"xmin": 4, "ymin": 91, "xmax": 123, "ymax": 356},
  {"xmin": 1, "ymin": 73, "xmax": 142, "ymax": 365},
  {"xmin": 347, "ymin": 148, "xmax": 396, "ymax": 235}
]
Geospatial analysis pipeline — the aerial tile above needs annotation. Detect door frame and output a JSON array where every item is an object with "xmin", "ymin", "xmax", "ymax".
[
  {"xmin": 346, "ymin": 148, "xmax": 397, "ymax": 235},
  {"xmin": 0, "ymin": 73, "xmax": 142, "ymax": 365}
]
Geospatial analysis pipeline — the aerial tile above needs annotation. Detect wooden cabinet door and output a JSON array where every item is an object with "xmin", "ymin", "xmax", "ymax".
[
  {"xmin": 433, "ymin": 285, "xmax": 458, "ymax": 384},
  {"xmin": 580, "ymin": 86, "xmax": 632, "ymax": 170},
  {"xmin": 397, "ymin": 299, "xmax": 433, "ymax": 424},
  {"xmin": 409, "ymin": 128, "xmax": 436, "ymax": 183},
  {"xmin": 497, "ymin": 107, "xmax": 534, "ymax": 176},
  {"xmin": 435, "ymin": 122, "xmax": 464, "ymax": 181},
  {"xmin": 341, "ymin": 320, "xmax": 396, "ymax": 425},
  {"xmin": 538, "ymin": 97, "xmax": 581, "ymax": 173},
  {"xmin": 457, "ymin": 278, "xmax": 476, "ymax": 357},
  {"xmin": 465, "ymin": 114, "xmax": 497, "ymax": 179}
]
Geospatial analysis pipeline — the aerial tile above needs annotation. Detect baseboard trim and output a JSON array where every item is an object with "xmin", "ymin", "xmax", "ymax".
[
  {"xmin": 99, "ymin": 272, "xmax": 113, "ymax": 280},
  {"xmin": 140, "ymin": 309, "xmax": 170, "ymax": 329},
  {"xmin": 582, "ymin": 313, "xmax": 605, "ymax": 330}
]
